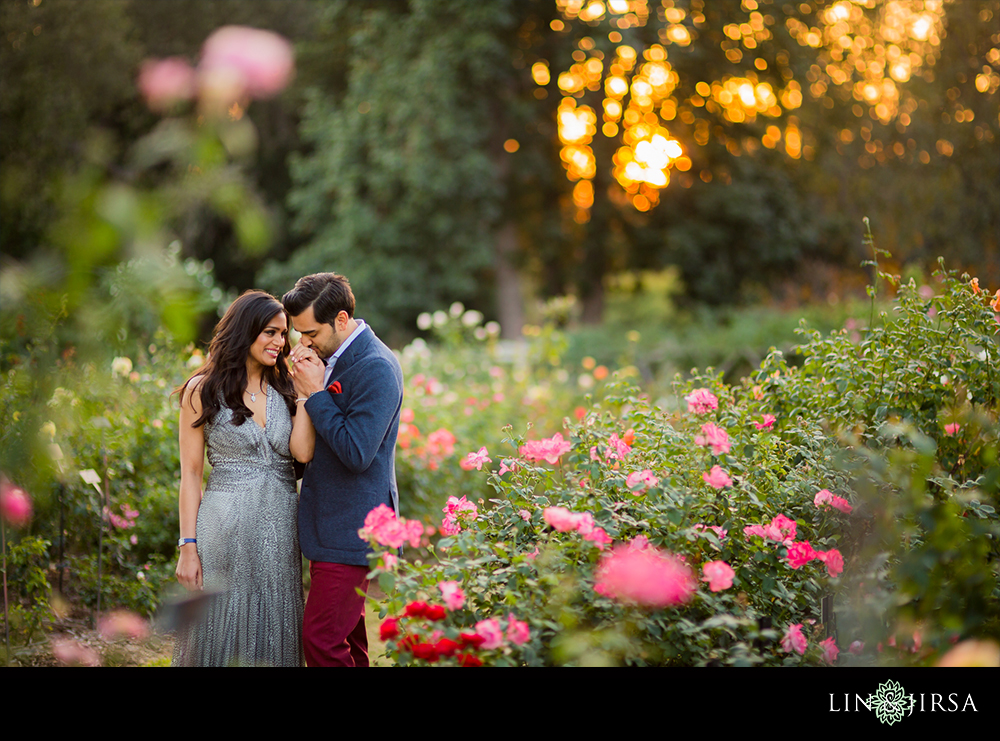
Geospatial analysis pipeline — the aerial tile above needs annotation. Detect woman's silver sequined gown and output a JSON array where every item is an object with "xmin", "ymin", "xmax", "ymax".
[{"xmin": 172, "ymin": 388, "xmax": 304, "ymax": 667}]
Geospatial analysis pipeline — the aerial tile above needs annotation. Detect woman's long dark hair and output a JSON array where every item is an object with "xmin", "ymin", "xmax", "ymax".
[{"xmin": 177, "ymin": 290, "xmax": 297, "ymax": 427}]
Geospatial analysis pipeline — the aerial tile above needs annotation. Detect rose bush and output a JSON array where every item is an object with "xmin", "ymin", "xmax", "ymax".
[{"xmin": 368, "ymin": 263, "xmax": 998, "ymax": 667}]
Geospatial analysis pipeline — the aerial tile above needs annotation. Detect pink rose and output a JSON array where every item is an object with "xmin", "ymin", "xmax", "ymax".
[
  {"xmin": 1, "ymin": 481, "xmax": 31, "ymax": 527},
  {"xmin": 137, "ymin": 57, "xmax": 196, "ymax": 112},
  {"xmin": 702, "ymin": 465, "xmax": 732, "ymax": 489},
  {"xmin": 944, "ymin": 423, "xmax": 960, "ymax": 436},
  {"xmin": 817, "ymin": 548, "xmax": 844, "ymax": 577},
  {"xmin": 439, "ymin": 581, "xmax": 466, "ymax": 611},
  {"xmin": 820, "ymin": 636, "xmax": 839, "ymax": 665},
  {"xmin": 694, "ymin": 423, "xmax": 730, "ymax": 455},
  {"xmin": 519, "ymin": 433, "xmax": 572, "ymax": 465},
  {"xmin": 199, "ymin": 26, "xmax": 294, "ymax": 99},
  {"xmin": 786, "ymin": 540, "xmax": 818, "ymax": 569},
  {"xmin": 625, "ymin": 469, "xmax": 659, "ymax": 494},
  {"xmin": 781, "ymin": 623, "xmax": 807, "ymax": 655},
  {"xmin": 583, "ymin": 526, "xmax": 613, "ymax": 550},
  {"xmin": 475, "ymin": 618, "xmax": 505, "ymax": 650},
  {"xmin": 543, "ymin": 506, "xmax": 582, "ymax": 533},
  {"xmin": 685, "ymin": 388, "xmax": 719, "ymax": 414},
  {"xmin": 753, "ymin": 414, "xmax": 776, "ymax": 430},
  {"xmin": 814, "ymin": 489, "xmax": 853, "ymax": 514},
  {"xmin": 459, "ymin": 446, "xmax": 492, "ymax": 471},
  {"xmin": 594, "ymin": 544, "xmax": 696, "ymax": 608},
  {"xmin": 506, "ymin": 615, "xmax": 531, "ymax": 645},
  {"xmin": 97, "ymin": 610, "xmax": 149, "ymax": 640},
  {"xmin": 702, "ymin": 561, "xmax": 735, "ymax": 592}
]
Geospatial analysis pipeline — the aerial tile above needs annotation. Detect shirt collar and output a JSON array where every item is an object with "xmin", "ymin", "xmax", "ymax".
[{"xmin": 325, "ymin": 319, "xmax": 366, "ymax": 371}]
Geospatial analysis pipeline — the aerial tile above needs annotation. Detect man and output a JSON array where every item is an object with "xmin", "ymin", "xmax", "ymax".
[{"xmin": 283, "ymin": 272, "xmax": 403, "ymax": 667}]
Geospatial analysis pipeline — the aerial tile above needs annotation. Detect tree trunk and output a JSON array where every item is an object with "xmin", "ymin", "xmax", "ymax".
[{"xmin": 494, "ymin": 220, "xmax": 525, "ymax": 339}]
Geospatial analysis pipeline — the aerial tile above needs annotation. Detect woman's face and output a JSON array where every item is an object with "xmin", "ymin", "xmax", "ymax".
[{"xmin": 248, "ymin": 311, "xmax": 288, "ymax": 369}]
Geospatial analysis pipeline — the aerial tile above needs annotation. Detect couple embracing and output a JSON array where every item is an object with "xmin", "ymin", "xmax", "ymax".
[{"xmin": 172, "ymin": 272, "xmax": 403, "ymax": 667}]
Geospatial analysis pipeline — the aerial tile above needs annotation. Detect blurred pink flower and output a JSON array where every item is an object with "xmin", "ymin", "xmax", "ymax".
[
  {"xmin": 781, "ymin": 624, "xmax": 807, "ymax": 655},
  {"xmin": 97, "ymin": 610, "xmax": 149, "ymax": 641},
  {"xmin": 544, "ymin": 506, "xmax": 582, "ymax": 530},
  {"xmin": 519, "ymin": 433, "xmax": 571, "ymax": 465},
  {"xmin": 702, "ymin": 560, "xmax": 735, "ymax": 592},
  {"xmin": 506, "ymin": 615, "xmax": 531, "ymax": 645},
  {"xmin": 475, "ymin": 618, "xmax": 505, "ymax": 650},
  {"xmin": 199, "ymin": 26, "xmax": 294, "ymax": 100},
  {"xmin": 685, "ymin": 388, "xmax": 718, "ymax": 414},
  {"xmin": 702, "ymin": 465, "xmax": 732, "ymax": 489},
  {"xmin": 753, "ymin": 414, "xmax": 776, "ymax": 430},
  {"xmin": 381, "ymin": 552, "xmax": 398, "ymax": 570},
  {"xmin": 820, "ymin": 636, "xmax": 839, "ymax": 665},
  {"xmin": 593, "ymin": 544, "xmax": 696, "ymax": 608},
  {"xmin": 400, "ymin": 407, "xmax": 415, "ymax": 423},
  {"xmin": 0, "ymin": 480, "xmax": 31, "ymax": 526},
  {"xmin": 439, "ymin": 581, "xmax": 466, "ymax": 611},
  {"xmin": 813, "ymin": 489, "xmax": 853, "ymax": 514},
  {"xmin": 944, "ymin": 423, "xmax": 961, "ymax": 436},
  {"xmin": 138, "ymin": 57, "xmax": 196, "ymax": 112},
  {"xmin": 583, "ymin": 526, "xmax": 613, "ymax": 550},
  {"xmin": 848, "ymin": 640, "xmax": 864, "ymax": 655},
  {"xmin": 786, "ymin": 540, "xmax": 818, "ymax": 569},
  {"xmin": 625, "ymin": 469, "xmax": 659, "ymax": 494},
  {"xmin": 695, "ymin": 423, "xmax": 730, "ymax": 455},
  {"xmin": 459, "ymin": 446, "xmax": 492, "ymax": 471},
  {"xmin": 935, "ymin": 639, "xmax": 1000, "ymax": 667},
  {"xmin": 426, "ymin": 428, "xmax": 457, "ymax": 458},
  {"xmin": 51, "ymin": 637, "xmax": 101, "ymax": 667},
  {"xmin": 518, "ymin": 509, "xmax": 531, "ymax": 521}
]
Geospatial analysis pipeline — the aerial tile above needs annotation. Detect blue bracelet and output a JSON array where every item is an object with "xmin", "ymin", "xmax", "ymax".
[{"xmin": 177, "ymin": 538, "xmax": 197, "ymax": 548}]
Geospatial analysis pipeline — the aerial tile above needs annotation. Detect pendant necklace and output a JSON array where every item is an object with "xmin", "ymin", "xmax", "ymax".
[{"xmin": 248, "ymin": 384, "xmax": 266, "ymax": 403}]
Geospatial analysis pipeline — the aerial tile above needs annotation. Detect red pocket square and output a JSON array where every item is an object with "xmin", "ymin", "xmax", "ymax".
[{"xmin": 327, "ymin": 381, "xmax": 342, "ymax": 394}]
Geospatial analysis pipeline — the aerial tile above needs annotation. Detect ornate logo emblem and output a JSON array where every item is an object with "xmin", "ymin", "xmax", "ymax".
[{"xmin": 868, "ymin": 680, "xmax": 913, "ymax": 725}]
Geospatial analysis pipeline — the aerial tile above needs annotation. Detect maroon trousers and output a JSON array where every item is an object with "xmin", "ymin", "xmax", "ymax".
[{"xmin": 303, "ymin": 561, "xmax": 370, "ymax": 667}]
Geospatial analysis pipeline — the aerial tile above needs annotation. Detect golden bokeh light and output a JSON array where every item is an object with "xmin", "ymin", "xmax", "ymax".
[{"xmin": 545, "ymin": 0, "xmax": 972, "ymax": 216}]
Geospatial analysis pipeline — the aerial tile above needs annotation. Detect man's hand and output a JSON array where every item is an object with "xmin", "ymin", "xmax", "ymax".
[{"xmin": 289, "ymin": 345, "xmax": 326, "ymax": 397}]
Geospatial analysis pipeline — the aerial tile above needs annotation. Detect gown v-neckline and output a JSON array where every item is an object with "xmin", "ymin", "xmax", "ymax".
[{"xmin": 251, "ymin": 384, "xmax": 269, "ymax": 431}]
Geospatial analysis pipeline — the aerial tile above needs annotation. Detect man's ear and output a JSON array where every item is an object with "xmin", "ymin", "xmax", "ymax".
[{"xmin": 335, "ymin": 310, "xmax": 349, "ymax": 331}]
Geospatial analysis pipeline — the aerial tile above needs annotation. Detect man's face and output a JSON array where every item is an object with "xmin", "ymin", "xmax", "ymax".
[{"xmin": 289, "ymin": 305, "xmax": 345, "ymax": 360}]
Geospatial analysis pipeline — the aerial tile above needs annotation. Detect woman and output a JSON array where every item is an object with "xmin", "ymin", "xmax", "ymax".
[{"xmin": 172, "ymin": 290, "xmax": 315, "ymax": 667}]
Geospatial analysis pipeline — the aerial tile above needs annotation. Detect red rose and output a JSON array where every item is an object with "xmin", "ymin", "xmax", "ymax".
[
  {"xmin": 410, "ymin": 642, "xmax": 439, "ymax": 662},
  {"xmin": 424, "ymin": 604, "xmax": 447, "ymax": 621},
  {"xmin": 397, "ymin": 634, "xmax": 418, "ymax": 653},
  {"xmin": 459, "ymin": 631, "xmax": 486, "ymax": 648},
  {"xmin": 404, "ymin": 600, "xmax": 430, "ymax": 618},
  {"xmin": 328, "ymin": 381, "xmax": 342, "ymax": 394},
  {"xmin": 457, "ymin": 652, "xmax": 483, "ymax": 667},
  {"xmin": 433, "ymin": 637, "xmax": 461, "ymax": 657},
  {"xmin": 379, "ymin": 616, "xmax": 400, "ymax": 641}
]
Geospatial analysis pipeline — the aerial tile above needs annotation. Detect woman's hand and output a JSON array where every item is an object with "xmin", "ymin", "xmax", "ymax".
[{"xmin": 175, "ymin": 545, "xmax": 203, "ymax": 591}]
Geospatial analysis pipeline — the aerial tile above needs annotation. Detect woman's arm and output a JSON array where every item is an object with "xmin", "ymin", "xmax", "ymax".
[
  {"xmin": 175, "ymin": 378, "xmax": 205, "ymax": 591},
  {"xmin": 290, "ymin": 397, "xmax": 316, "ymax": 464}
]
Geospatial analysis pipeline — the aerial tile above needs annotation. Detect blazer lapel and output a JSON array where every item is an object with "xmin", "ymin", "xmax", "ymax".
[{"xmin": 329, "ymin": 323, "xmax": 373, "ymax": 381}]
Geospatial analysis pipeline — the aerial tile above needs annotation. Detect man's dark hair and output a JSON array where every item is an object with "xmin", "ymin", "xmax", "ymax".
[{"xmin": 282, "ymin": 273, "xmax": 356, "ymax": 325}]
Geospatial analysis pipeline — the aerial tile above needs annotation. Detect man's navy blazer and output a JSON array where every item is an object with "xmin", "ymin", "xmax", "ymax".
[{"xmin": 299, "ymin": 323, "xmax": 403, "ymax": 566}]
